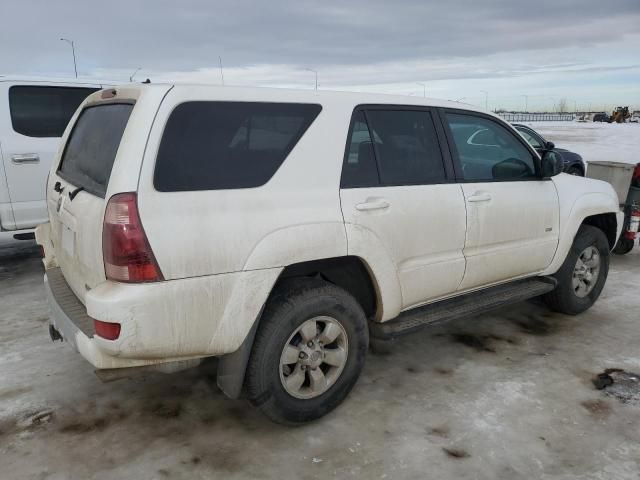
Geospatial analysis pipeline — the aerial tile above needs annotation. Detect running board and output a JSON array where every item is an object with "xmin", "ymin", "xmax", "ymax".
[{"xmin": 370, "ymin": 277, "xmax": 557, "ymax": 339}]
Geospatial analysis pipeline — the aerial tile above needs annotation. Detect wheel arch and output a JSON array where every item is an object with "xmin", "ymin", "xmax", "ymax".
[{"xmin": 217, "ymin": 255, "xmax": 382, "ymax": 399}]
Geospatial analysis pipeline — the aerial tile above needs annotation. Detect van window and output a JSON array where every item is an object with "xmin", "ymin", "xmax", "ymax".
[
  {"xmin": 154, "ymin": 101, "xmax": 322, "ymax": 191},
  {"xmin": 9, "ymin": 86, "xmax": 99, "ymax": 137},
  {"xmin": 57, "ymin": 103, "xmax": 133, "ymax": 197}
]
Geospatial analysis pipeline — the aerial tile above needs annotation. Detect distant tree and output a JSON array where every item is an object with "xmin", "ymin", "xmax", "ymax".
[{"xmin": 557, "ymin": 98, "xmax": 568, "ymax": 113}]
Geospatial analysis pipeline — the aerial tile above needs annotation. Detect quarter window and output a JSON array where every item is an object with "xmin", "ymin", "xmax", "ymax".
[
  {"xmin": 154, "ymin": 102, "xmax": 321, "ymax": 191},
  {"xmin": 9, "ymin": 86, "xmax": 99, "ymax": 137},
  {"xmin": 446, "ymin": 113, "xmax": 537, "ymax": 181}
]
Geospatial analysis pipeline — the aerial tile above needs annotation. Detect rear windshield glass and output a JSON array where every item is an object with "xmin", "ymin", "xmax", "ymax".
[
  {"xmin": 57, "ymin": 103, "xmax": 133, "ymax": 197},
  {"xmin": 9, "ymin": 86, "xmax": 99, "ymax": 137},
  {"xmin": 154, "ymin": 101, "xmax": 322, "ymax": 191}
]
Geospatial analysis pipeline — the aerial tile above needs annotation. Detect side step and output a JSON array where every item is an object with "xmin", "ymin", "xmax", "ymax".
[{"xmin": 370, "ymin": 277, "xmax": 557, "ymax": 340}]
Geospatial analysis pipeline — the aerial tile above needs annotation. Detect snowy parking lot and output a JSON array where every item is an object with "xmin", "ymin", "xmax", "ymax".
[
  {"xmin": 1, "ymin": 122, "xmax": 639, "ymax": 479},
  {"xmin": 521, "ymin": 121, "xmax": 640, "ymax": 166}
]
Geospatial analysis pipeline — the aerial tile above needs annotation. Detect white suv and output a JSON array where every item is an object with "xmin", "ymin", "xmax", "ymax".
[{"xmin": 37, "ymin": 84, "xmax": 622, "ymax": 424}]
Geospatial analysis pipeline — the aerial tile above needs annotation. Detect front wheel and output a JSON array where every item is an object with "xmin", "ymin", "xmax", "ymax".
[
  {"xmin": 543, "ymin": 225, "xmax": 610, "ymax": 315},
  {"xmin": 245, "ymin": 278, "xmax": 368, "ymax": 424}
]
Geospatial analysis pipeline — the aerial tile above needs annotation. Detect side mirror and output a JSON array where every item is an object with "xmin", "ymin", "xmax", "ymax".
[
  {"xmin": 541, "ymin": 151, "xmax": 563, "ymax": 178},
  {"xmin": 545, "ymin": 141, "xmax": 555, "ymax": 150}
]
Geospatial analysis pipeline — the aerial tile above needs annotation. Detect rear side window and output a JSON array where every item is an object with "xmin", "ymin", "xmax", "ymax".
[
  {"xmin": 154, "ymin": 102, "xmax": 322, "ymax": 191},
  {"xmin": 58, "ymin": 103, "xmax": 133, "ymax": 197},
  {"xmin": 341, "ymin": 108, "xmax": 446, "ymax": 187},
  {"xmin": 9, "ymin": 86, "xmax": 99, "ymax": 137}
]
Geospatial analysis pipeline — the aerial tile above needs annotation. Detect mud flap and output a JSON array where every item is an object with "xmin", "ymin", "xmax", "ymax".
[{"xmin": 216, "ymin": 305, "xmax": 264, "ymax": 399}]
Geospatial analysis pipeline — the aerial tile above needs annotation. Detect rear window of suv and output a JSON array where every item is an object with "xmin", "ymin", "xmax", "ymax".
[
  {"xmin": 57, "ymin": 103, "xmax": 134, "ymax": 197},
  {"xmin": 9, "ymin": 86, "xmax": 99, "ymax": 137},
  {"xmin": 154, "ymin": 101, "xmax": 322, "ymax": 191}
]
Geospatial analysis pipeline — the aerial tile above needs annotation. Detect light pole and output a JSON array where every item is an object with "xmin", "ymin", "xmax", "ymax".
[
  {"xmin": 60, "ymin": 38, "xmax": 77, "ymax": 78},
  {"xmin": 304, "ymin": 68, "xmax": 318, "ymax": 90},
  {"xmin": 417, "ymin": 82, "xmax": 426, "ymax": 97},
  {"xmin": 480, "ymin": 90, "xmax": 488, "ymax": 110},
  {"xmin": 521, "ymin": 94, "xmax": 528, "ymax": 112},
  {"xmin": 129, "ymin": 67, "xmax": 141, "ymax": 82},
  {"xmin": 548, "ymin": 97, "xmax": 557, "ymax": 113},
  {"xmin": 219, "ymin": 56, "xmax": 225, "ymax": 86}
]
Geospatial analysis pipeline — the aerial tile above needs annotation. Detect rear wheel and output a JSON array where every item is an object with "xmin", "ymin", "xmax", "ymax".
[
  {"xmin": 544, "ymin": 225, "xmax": 609, "ymax": 315},
  {"xmin": 246, "ymin": 278, "xmax": 368, "ymax": 424}
]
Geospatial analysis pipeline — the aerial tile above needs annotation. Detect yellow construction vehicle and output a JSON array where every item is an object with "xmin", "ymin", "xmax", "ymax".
[{"xmin": 610, "ymin": 106, "xmax": 631, "ymax": 123}]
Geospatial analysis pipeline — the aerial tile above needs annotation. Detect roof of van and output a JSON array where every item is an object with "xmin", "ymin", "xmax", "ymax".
[
  {"xmin": 151, "ymin": 83, "xmax": 481, "ymax": 112},
  {"xmin": 0, "ymin": 75, "xmax": 117, "ymax": 86}
]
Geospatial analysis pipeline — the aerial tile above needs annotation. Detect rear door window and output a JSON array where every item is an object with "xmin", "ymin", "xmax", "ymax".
[
  {"xmin": 341, "ymin": 108, "xmax": 447, "ymax": 187},
  {"xmin": 154, "ymin": 101, "xmax": 322, "ymax": 191},
  {"xmin": 57, "ymin": 103, "xmax": 134, "ymax": 197},
  {"xmin": 9, "ymin": 86, "xmax": 99, "ymax": 137}
]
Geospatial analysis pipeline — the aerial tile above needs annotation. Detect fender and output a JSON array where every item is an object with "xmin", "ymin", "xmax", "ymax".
[
  {"xmin": 542, "ymin": 191, "xmax": 621, "ymax": 276},
  {"xmin": 242, "ymin": 222, "xmax": 348, "ymax": 270},
  {"xmin": 344, "ymin": 223, "xmax": 403, "ymax": 321}
]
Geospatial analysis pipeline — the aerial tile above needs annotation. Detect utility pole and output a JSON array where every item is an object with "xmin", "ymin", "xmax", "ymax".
[
  {"xmin": 60, "ymin": 38, "xmax": 77, "ymax": 78},
  {"xmin": 129, "ymin": 67, "xmax": 141, "ymax": 82},
  {"xmin": 521, "ymin": 94, "xmax": 528, "ymax": 112},
  {"xmin": 219, "ymin": 56, "xmax": 225, "ymax": 85},
  {"xmin": 417, "ymin": 82, "xmax": 426, "ymax": 97},
  {"xmin": 480, "ymin": 90, "xmax": 488, "ymax": 110},
  {"xmin": 305, "ymin": 68, "xmax": 318, "ymax": 90}
]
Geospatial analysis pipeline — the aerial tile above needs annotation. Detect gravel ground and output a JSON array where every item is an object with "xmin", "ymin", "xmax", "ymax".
[{"xmin": 1, "ymin": 231, "xmax": 639, "ymax": 480}]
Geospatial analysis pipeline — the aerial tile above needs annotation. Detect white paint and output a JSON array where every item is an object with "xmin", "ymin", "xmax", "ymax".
[{"xmin": 36, "ymin": 84, "xmax": 622, "ymax": 372}]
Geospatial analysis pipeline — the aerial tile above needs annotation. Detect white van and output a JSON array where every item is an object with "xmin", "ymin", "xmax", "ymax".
[
  {"xmin": 0, "ymin": 77, "xmax": 106, "ymax": 232},
  {"xmin": 37, "ymin": 84, "xmax": 621, "ymax": 424}
]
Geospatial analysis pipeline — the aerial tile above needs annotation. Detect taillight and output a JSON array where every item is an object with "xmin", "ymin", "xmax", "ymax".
[
  {"xmin": 94, "ymin": 319, "xmax": 121, "ymax": 340},
  {"xmin": 102, "ymin": 192, "xmax": 163, "ymax": 283}
]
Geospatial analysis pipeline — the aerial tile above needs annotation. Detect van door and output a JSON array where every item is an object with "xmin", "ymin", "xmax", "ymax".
[
  {"xmin": 442, "ymin": 110, "xmax": 559, "ymax": 291},
  {"xmin": 1, "ymin": 83, "xmax": 99, "ymax": 230},
  {"xmin": 340, "ymin": 107, "xmax": 467, "ymax": 310}
]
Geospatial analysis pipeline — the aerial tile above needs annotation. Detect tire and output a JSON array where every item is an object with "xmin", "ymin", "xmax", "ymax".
[
  {"xmin": 543, "ymin": 225, "xmax": 610, "ymax": 315},
  {"xmin": 246, "ymin": 278, "xmax": 368, "ymax": 425},
  {"xmin": 613, "ymin": 236, "xmax": 635, "ymax": 255},
  {"xmin": 566, "ymin": 165, "xmax": 584, "ymax": 176}
]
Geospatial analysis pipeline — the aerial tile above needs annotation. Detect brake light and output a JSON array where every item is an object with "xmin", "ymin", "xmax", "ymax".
[
  {"xmin": 102, "ymin": 192, "xmax": 163, "ymax": 282},
  {"xmin": 94, "ymin": 319, "xmax": 121, "ymax": 340}
]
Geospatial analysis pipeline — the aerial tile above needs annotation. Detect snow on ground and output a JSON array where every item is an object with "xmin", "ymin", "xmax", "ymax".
[{"xmin": 517, "ymin": 121, "xmax": 640, "ymax": 166}]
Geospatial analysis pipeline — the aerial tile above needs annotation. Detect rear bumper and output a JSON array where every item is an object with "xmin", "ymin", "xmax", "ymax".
[{"xmin": 45, "ymin": 268, "xmax": 185, "ymax": 369}]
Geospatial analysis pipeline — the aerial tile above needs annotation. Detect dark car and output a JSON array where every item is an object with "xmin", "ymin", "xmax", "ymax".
[{"xmin": 513, "ymin": 124, "xmax": 586, "ymax": 176}]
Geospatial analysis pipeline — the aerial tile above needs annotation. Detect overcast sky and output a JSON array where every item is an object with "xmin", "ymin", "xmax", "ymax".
[{"xmin": 2, "ymin": 0, "xmax": 639, "ymax": 111}]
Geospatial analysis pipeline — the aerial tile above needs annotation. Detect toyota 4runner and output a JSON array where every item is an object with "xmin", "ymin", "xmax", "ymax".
[{"xmin": 36, "ymin": 84, "xmax": 622, "ymax": 424}]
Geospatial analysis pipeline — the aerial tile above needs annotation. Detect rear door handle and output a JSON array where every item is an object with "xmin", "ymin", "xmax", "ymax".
[
  {"xmin": 467, "ymin": 193, "xmax": 492, "ymax": 203},
  {"xmin": 11, "ymin": 153, "xmax": 40, "ymax": 164},
  {"xmin": 355, "ymin": 199, "xmax": 390, "ymax": 211}
]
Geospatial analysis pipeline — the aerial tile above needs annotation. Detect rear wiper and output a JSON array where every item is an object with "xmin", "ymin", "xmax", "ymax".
[{"xmin": 69, "ymin": 186, "xmax": 85, "ymax": 201}]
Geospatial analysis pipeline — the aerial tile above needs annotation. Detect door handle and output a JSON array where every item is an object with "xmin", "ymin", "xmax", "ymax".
[
  {"xmin": 355, "ymin": 199, "xmax": 390, "ymax": 211},
  {"xmin": 467, "ymin": 193, "xmax": 492, "ymax": 203},
  {"xmin": 11, "ymin": 153, "xmax": 40, "ymax": 164}
]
